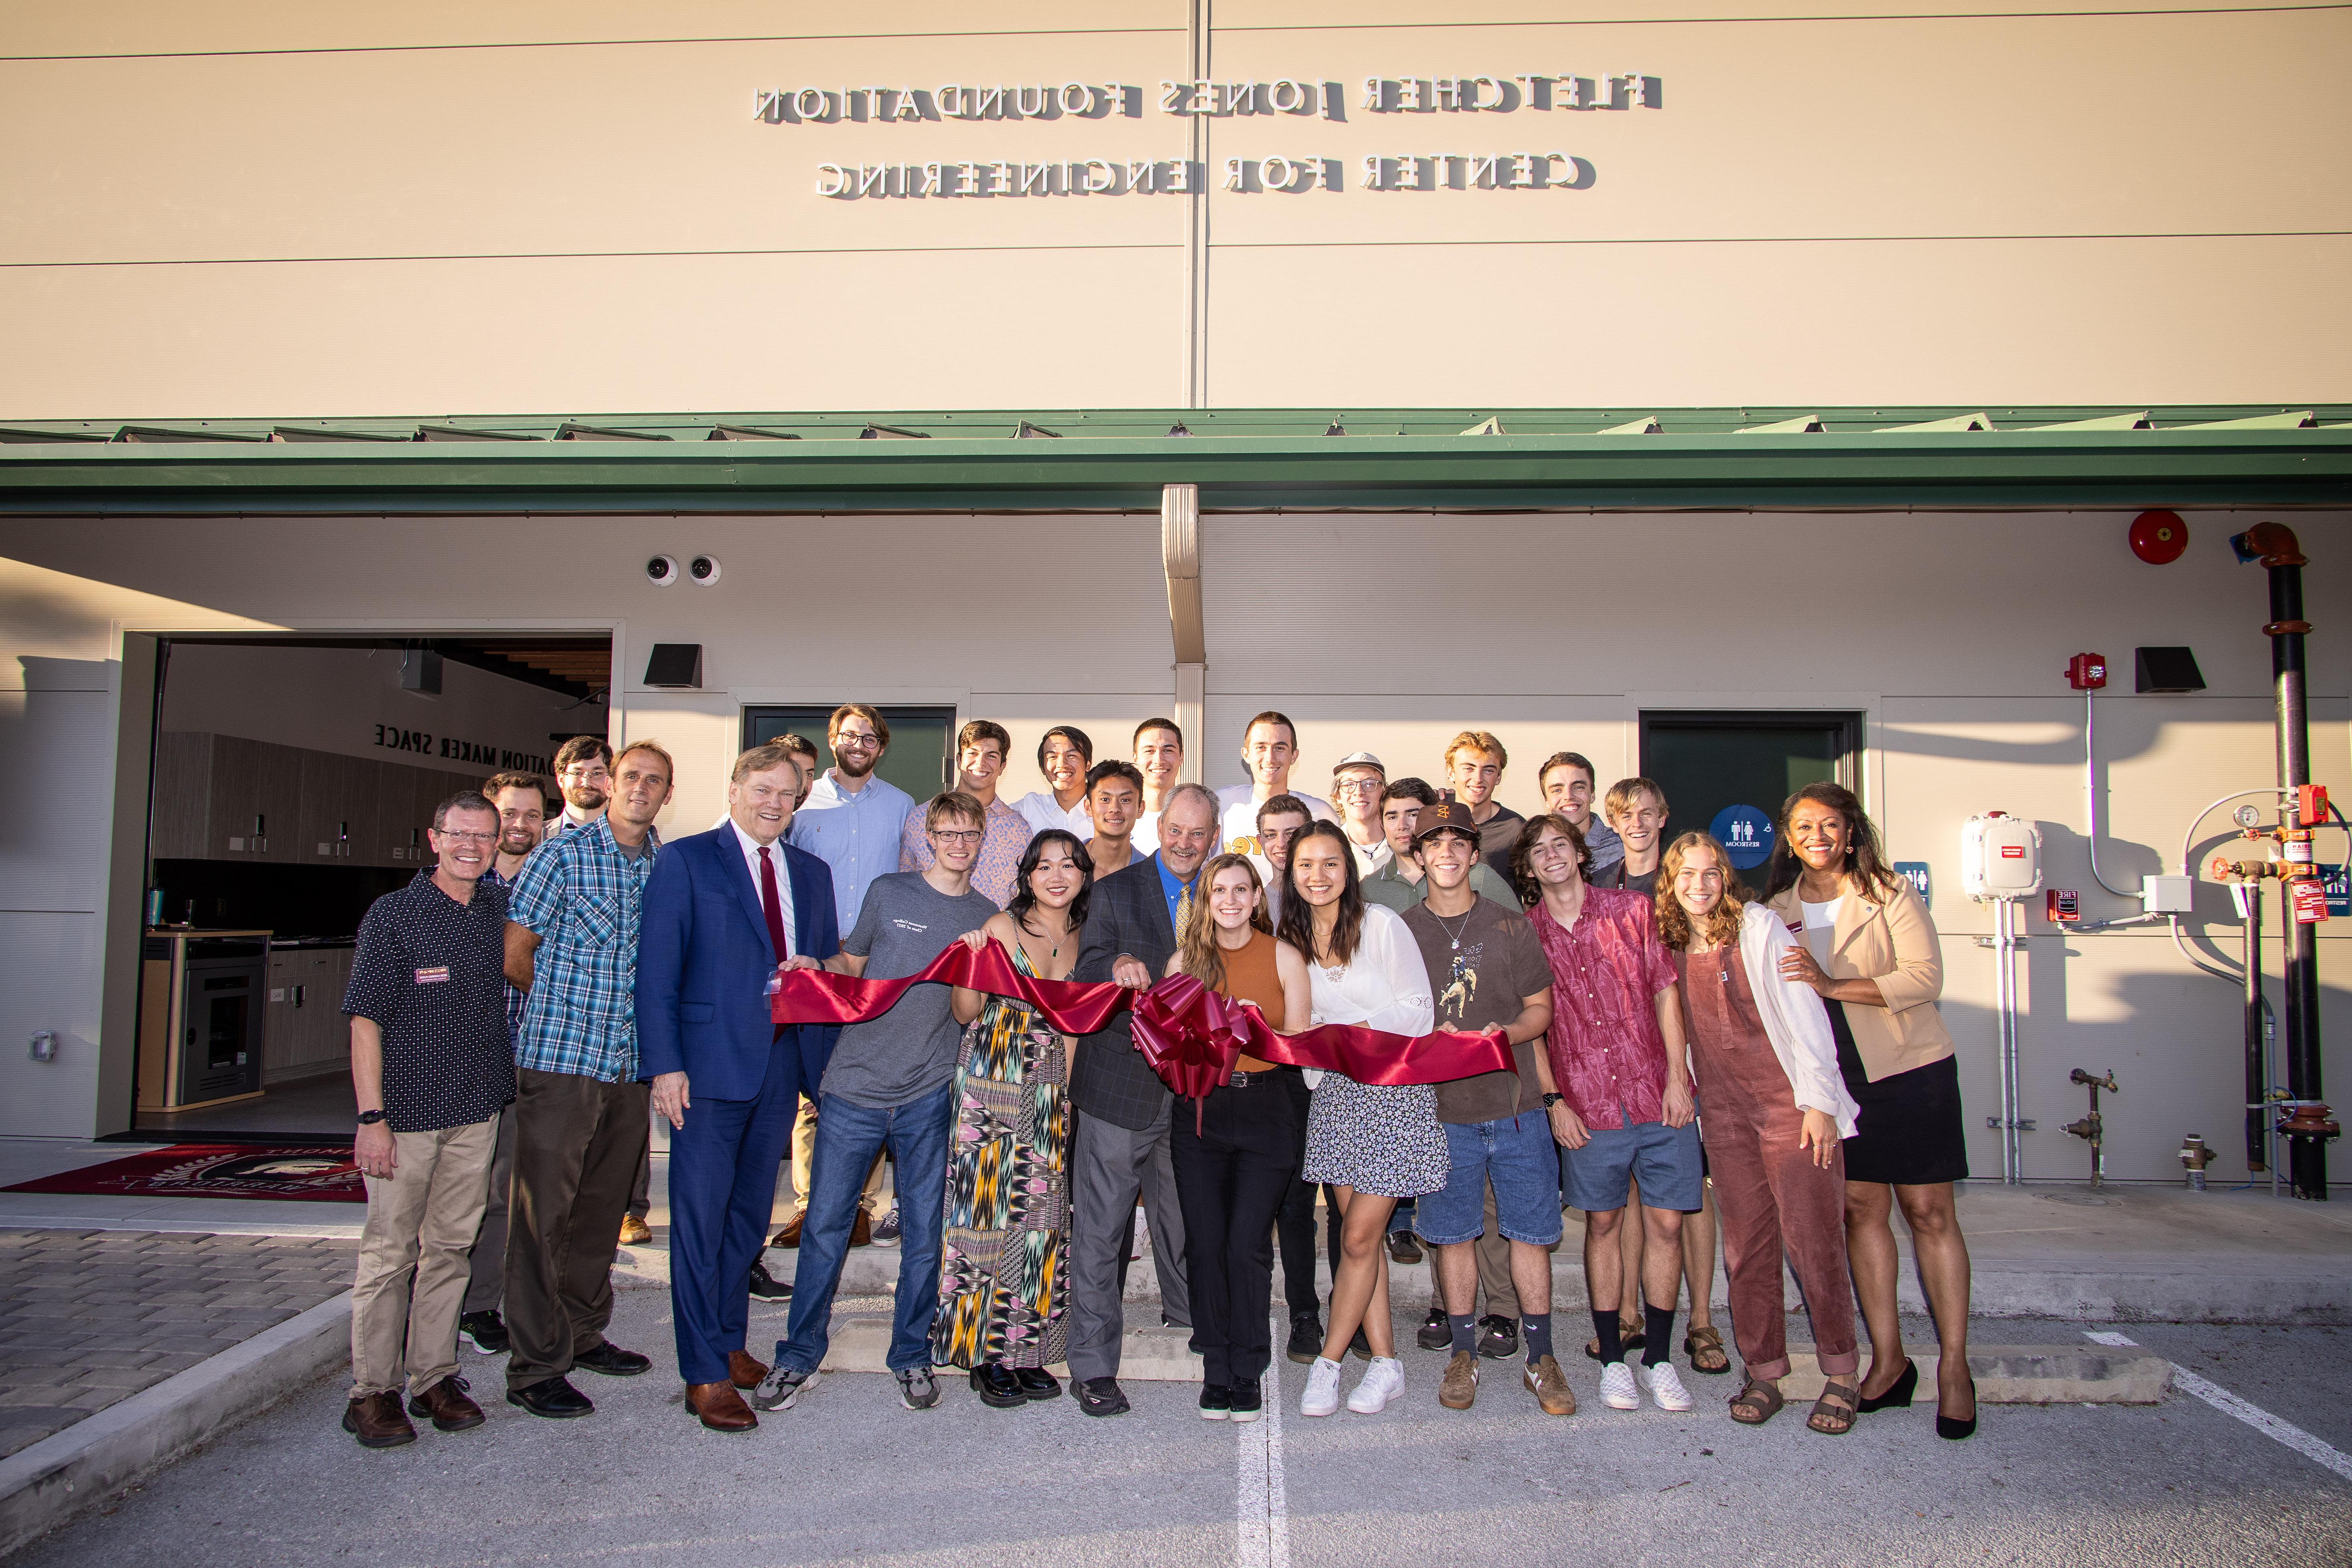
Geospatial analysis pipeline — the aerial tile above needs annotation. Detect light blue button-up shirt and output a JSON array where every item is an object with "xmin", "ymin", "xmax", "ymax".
[{"xmin": 789, "ymin": 770, "xmax": 917, "ymax": 932}]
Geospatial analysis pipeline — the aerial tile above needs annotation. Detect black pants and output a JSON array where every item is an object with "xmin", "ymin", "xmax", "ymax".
[
  {"xmin": 503, "ymin": 1068, "xmax": 650, "ymax": 1389},
  {"xmin": 1171, "ymin": 1074, "xmax": 1301, "ymax": 1385},
  {"xmin": 1274, "ymin": 1069, "xmax": 1342, "ymax": 1317}
]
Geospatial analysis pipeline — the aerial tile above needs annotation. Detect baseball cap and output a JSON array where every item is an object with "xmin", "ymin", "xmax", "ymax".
[
  {"xmin": 1332, "ymin": 751, "xmax": 1385, "ymax": 776},
  {"xmin": 1414, "ymin": 799, "xmax": 1480, "ymax": 843}
]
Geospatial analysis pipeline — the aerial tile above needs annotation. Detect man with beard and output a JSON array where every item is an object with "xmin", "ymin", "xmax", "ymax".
[
  {"xmin": 544, "ymin": 736, "xmax": 612, "ymax": 840},
  {"xmin": 455, "ymin": 772, "xmax": 545, "ymax": 1356},
  {"xmin": 779, "ymin": 704, "xmax": 915, "ymax": 1250}
]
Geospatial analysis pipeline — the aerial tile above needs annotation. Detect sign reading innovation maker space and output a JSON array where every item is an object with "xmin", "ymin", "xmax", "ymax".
[{"xmin": 752, "ymin": 73, "xmax": 1662, "ymax": 200}]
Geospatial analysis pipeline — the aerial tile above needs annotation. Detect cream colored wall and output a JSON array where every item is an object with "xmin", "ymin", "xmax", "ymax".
[
  {"xmin": 3, "ymin": 2, "xmax": 2345, "ymax": 415},
  {"xmin": 2, "ymin": 506, "xmax": 2344, "ymax": 1175}
]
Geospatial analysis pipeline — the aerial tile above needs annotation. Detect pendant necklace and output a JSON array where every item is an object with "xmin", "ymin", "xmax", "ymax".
[{"xmin": 1434, "ymin": 907, "xmax": 1474, "ymax": 952}]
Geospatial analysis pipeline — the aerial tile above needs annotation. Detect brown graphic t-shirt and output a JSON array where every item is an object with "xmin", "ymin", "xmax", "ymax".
[{"xmin": 1400, "ymin": 896, "xmax": 1555, "ymax": 1125}]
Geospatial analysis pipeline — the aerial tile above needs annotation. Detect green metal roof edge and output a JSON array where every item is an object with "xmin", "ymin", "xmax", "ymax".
[{"xmin": 1, "ymin": 409, "xmax": 2347, "ymax": 513}]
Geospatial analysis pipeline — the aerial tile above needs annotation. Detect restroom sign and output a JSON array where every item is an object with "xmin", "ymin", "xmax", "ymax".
[{"xmin": 1710, "ymin": 804, "xmax": 1774, "ymax": 870}]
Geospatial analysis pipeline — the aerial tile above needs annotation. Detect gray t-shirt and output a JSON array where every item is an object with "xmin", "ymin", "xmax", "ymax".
[{"xmin": 821, "ymin": 871, "xmax": 997, "ymax": 1109}]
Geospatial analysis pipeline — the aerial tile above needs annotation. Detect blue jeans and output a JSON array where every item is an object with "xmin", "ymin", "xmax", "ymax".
[
  {"xmin": 775, "ymin": 1081, "xmax": 952, "ymax": 1375},
  {"xmin": 1418, "ymin": 1114, "xmax": 1565, "ymax": 1247}
]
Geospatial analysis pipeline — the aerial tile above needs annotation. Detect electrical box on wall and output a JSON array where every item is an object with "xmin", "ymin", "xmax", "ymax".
[
  {"xmin": 1961, "ymin": 813, "xmax": 2042, "ymax": 901},
  {"xmin": 2142, "ymin": 874, "xmax": 2194, "ymax": 914}
]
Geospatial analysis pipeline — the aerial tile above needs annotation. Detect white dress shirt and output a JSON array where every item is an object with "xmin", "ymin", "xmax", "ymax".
[
  {"xmin": 1215, "ymin": 784, "xmax": 1337, "ymax": 856},
  {"xmin": 729, "ymin": 817, "xmax": 794, "ymax": 958},
  {"xmin": 1009, "ymin": 789, "xmax": 1095, "ymax": 841}
]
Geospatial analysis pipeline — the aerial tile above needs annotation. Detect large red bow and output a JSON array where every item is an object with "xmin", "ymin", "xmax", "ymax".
[{"xmin": 769, "ymin": 944, "xmax": 1515, "ymax": 1124}]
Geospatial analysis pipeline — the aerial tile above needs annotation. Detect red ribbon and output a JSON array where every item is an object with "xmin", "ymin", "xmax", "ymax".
[{"xmin": 770, "ymin": 944, "xmax": 1516, "ymax": 1122}]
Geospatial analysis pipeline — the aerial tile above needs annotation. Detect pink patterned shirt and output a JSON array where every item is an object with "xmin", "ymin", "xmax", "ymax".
[
  {"xmin": 897, "ymin": 795, "xmax": 1034, "ymax": 910},
  {"xmin": 1530, "ymin": 887, "xmax": 1682, "ymax": 1130}
]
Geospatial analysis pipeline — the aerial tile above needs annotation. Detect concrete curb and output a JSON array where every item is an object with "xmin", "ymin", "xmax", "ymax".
[{"xmin": 0, "ymin": 1291, "xmax": 353, "ymax": 1558}]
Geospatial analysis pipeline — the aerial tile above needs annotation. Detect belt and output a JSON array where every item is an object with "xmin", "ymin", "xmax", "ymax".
[{"xmin": 1223, "ymin": 1070, "xmax": 1277, "ymax": 1089}]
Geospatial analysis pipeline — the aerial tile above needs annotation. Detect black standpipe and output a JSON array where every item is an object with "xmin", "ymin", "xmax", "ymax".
[
  {"xmin": 2243, "ymin": 886, "xmax": 2264, "ymax": 1174},
  {"xmin": 2245, "ymin": 523, "xmax": 2328, "ymax": 1200}
]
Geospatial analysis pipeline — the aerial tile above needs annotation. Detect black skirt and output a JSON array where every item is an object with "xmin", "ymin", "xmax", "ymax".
[{"xmin": 1829, "ymin": 1001, "xmax": 1969, "ymax": 1186}]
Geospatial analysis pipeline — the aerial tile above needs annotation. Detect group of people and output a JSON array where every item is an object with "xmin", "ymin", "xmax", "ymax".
[{"xmin": 337, "ymin": 707, "xmax": 1979, "ymax": 1451}]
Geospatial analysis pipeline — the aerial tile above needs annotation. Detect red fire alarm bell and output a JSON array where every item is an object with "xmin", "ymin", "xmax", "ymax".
[
  {"xmin": 2129, "ymin": 510, "xmax": 2189, "ymax": 566},
  {"xmin": 2066, "ymin": 653, "xmax": 2108, "ymax": 691},
  {"xmin": 2046, "ymin": 888, "xmax": 2081, "ymax": 924}
]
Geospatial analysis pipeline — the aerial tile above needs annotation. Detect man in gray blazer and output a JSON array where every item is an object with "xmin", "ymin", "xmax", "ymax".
[{"xmin": 1065, "ymin": 781, "xmax": 1218, "ymax": 1416}]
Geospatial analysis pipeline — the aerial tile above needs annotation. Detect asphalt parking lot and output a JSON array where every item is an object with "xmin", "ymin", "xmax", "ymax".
[{"xmin": 11, "ymin": 1288, "xmax": 2347, "ymax": 1568}]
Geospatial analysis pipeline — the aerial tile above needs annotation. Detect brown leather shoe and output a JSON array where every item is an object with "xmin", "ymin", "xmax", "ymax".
[
  {"xmin": 850, "ymin": 1209, "xmax": 873, "ymax": 1248},
  {"xmin": 770, "ymin": 1212, "xmax": 804, "ymax": 1249},
  {"xmin": 728, "ymin": 1349, "xmax": 769, "ymax": 1390},
  {"xmin": 342, "ymin": 1390, "xmax": 417, "ymax": 1449},
  {"xmin": 619, "ymin": 1213, "xmax": 652, "ymax": 1247},
  {"xmin": 686, "ymin": 1381, "xmax": 758, "ymax": 1431},
  {"xmin": 407, "ymin": 1375, "xmax": 485, "ymax": 1432}
]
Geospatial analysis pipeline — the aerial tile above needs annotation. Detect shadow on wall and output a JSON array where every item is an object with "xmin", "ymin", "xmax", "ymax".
[{"xmin": 0, "ymin": 582, "xmax": 116, "ymax": 649}]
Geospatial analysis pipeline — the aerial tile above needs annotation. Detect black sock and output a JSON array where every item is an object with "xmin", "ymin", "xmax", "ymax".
[
  {"xmin": 1643, "ymin": 1302, "xmax": 1676, "ymax": 1368},
  {"xmin": 1448, "ymin": 1313, "xmax": 1476, "ymax": 1356},
  {"xmin": 1522, "ymin": 1313, "xmax": 1553, "ymax": 1365},
  {"xmin": 1591, "ymin": 1310, "xmax": 1623, "ymax": 1364}
]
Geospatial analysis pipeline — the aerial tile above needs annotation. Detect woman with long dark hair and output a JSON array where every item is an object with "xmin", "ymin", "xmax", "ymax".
[
  {"xmin": 1163, "ymin": 852, "xmax": 1313, "ymax": 1422},
  {"xmin": 1281, "ymin": 820, "xmax": 1443, "ymax": 1418},
  {"xmin": 1657, "ymin": 832, "xmax": 1861, "ymax": 1431},
  {"xmin": 1762, "ymin": 783, "xmax": 1977, "ymax": 1440},
  {"xmin": 938, "ymin": 829, "xmax": 1094, "ymax": 1406}
]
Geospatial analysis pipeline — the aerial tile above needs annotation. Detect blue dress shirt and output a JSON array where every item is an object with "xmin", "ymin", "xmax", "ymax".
[{"xmin": 789, "ymin": 770, "xmax": 917, "ymax": 932}]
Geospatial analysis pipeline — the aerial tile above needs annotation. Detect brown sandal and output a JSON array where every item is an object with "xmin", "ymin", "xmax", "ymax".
[
  {"xmin": 1728, "ymin": 1377, "xmax": 1783, "ymax": 1425},
  {"xmin": 1808, "ymin": 1378, "xmax": 1859, "ymax": 1435},
  {"xmin": 1684, "ymin": 1324, "xmax": 1730, "ymax": 1375}
]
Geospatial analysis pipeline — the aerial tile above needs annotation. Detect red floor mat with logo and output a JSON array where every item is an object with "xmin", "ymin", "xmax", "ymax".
[{"xmin": 6, "ymin": 1144, "xmax": 365, "ymax": 1202}]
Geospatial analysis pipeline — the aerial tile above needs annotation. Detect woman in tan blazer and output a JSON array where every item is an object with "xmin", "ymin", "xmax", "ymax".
[{"xmin": 1764, "ymin": 783, "xmax": 1975, "ymax": 1441}]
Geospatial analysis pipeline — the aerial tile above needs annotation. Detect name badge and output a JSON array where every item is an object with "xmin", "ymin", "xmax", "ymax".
[{"xmin": 414, "ymin": 966, "xmax": 451, "ymax": 984}]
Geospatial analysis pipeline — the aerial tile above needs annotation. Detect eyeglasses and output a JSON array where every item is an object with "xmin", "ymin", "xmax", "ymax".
[
  {"xmin": 1335, "ymin": 778, "xmax": 1384, "ymax": 796},
  {"xmin": 435, "ymin": 830, "xmax": 497, "ymax": 845},
  {"xmin": 834, "ymin": 734, "xmax": 881, "ymax": 749},
  {"xmin": 930, "ymin": 829, "xmax": 983, "ymax": 845}
]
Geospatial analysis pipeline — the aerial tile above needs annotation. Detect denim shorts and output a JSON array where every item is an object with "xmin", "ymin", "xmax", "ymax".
[
  {"xmin": 1561, "ymin": 1116, "xmax": 1704, "ymax": 1214},
  {"xmin": 1415, "ymin": 1112, "xmax": 1565, "ymax": 1247}
]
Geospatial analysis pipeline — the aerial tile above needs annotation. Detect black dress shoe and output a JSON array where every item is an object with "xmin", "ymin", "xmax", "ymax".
[
  {"xmin": 970, "ymin": 1362, "xmax": 1027, "ymax": 1408},
  {"xmin": 1013, "ymin": 1367, "xmax": 1061, "ymax": 1401},
  {"xmin": 1286, "ymin": 1311, "xmax": 1323, "ymax": 1366},
  {"xmin": 747, "ymin": 1260, "xmax": 792, "ymax": 1300},
  {"xmin": 1076, "ymin": 1376, "xmax": 1130, "ymax": 1417},
  {"xmin": 1857, "ymin": 1358, "xmax": 1918, "ymax": 1413},
  {"xmin": 1937, "ymin": 1376, "xmax": 1979, "ymax": 1441},
  {"xmin": 506, "ymin": 1375, "xmax": 594, "ymax": 1419},
  {"xmin": 1416, "ymin": 1306, "xmax": 1451, "ymax": 1352},
  {"xmin": 572, "ymin": 1342, "xmax": 652, "ymax": 1378}
]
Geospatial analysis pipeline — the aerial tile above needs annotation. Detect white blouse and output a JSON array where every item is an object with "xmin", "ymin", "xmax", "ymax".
[{"xmin": 1306, "ymin": 904, "xmax": 1436, "ymax": 1036}]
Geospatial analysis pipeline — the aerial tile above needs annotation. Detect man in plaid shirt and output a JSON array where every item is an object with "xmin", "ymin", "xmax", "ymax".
[{"xmin": 499, "ymin": 739, "xmax": 673, "ymax": 1420}]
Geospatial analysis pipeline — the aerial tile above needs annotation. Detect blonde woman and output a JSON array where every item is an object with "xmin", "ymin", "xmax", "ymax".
[
  {"xmin": 1657, "ymin": 833, "xmax": 1861, "ymax": 1432},
  {"xmin": 1163, "ymin": 853, "xmax": 1313, "ymax": 1423}
]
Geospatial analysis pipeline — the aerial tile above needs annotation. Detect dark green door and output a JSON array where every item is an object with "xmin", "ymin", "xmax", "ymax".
[
  {"xmin": 741, "ymin": 705, "xmax": 957, "ymax": 802},
  {"xmin": 1638, "ymin": 712, "xmax": 1861, "ymax": 884}
]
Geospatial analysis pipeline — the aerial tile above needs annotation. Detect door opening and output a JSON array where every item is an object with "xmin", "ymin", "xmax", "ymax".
[
  {"xmin": 1637, "ymin": 711, "xmax": 1863, "ymax": 882},
  {"xmin": 741, "ymin": 705, "xmax": 958, "ymax": 801}
]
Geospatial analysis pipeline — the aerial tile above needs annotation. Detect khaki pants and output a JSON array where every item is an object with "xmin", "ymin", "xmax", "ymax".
[
  {"xmin": 351, "ymin": 1115, "xmax": 498, "ymax": 1399},
  {"xmin": 789, "ymin": 1094, "xmax": 886, "ymax": 1216}
]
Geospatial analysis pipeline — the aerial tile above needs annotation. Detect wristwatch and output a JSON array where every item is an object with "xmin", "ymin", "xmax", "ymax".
[
  {"xmin": 1540, "ymin": 1092, "xmax": 1564, "ymax": 1109},
  {"xmin": 356, "ymin": 1109, "xmax": 387, "ymax": 1126}
]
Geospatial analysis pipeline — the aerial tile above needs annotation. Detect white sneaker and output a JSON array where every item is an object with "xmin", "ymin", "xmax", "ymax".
[
  {"xmin": 1346, "ymin": 1356, "xmax": 1404, "ymax": 1415},
  {"xmin": 1301, "ymin": 1356, "xmax": 1343, "ymax": 1417},
  {"xmin": 1598, "ymin": 1361, "xmax": 1640, "ymax": 1410},
  {"xmin": 1640, "ymin": 1359, "xmax": 1694, "ymax": 1412}
]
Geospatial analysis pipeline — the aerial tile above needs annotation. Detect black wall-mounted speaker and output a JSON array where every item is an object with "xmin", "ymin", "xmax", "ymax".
[{"xmin": 644, "ymin": 643, "xmax": 703, "ymax": 689}]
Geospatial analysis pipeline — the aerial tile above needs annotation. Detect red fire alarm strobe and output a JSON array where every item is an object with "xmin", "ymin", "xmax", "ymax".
[
  {"xmin": 2047, "ymin": 888, "xmax": 2081, "ymax": 923},
  {"xmin": 2066, "ymin": 653, "xmax": 2108, "ymax": 691},
  {"xmin": 2129, "ymin": 510, "xmax": 2189, "ymax": 566},
  {"xmin": 2300, "ymin": 784, "xmax": 2331, "ymax": 826}
]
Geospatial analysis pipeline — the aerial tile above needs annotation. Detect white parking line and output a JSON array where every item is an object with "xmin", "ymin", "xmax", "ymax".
[
  {"xmin": 2086, "ymin": 1330, "xmax": 2352, "ymax": 1483},
  {"xmin": 1238, "ymin": 1313, "xmax": 1293, "ymax": 1568}
]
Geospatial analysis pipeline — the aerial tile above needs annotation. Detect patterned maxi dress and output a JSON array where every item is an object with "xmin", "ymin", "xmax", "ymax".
[{"xmin": 932, "ymin": 944, "xmax": 1072, "ymax": 1370}]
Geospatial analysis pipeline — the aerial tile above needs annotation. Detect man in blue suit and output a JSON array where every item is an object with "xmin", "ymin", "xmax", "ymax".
[{"xmin": 637, "ymin": 742, "xmax": 838, "ymax": 1431}]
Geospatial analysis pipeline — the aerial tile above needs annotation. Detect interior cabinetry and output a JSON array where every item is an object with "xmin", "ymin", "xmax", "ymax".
[
  {"xmin": 154, "ymin": 732, "xmax": 474, "ymax": 869},
  {"xmin": 264, "ymin": 945, "xmax": 355, "ymax": 1082},
  {"xmin": 200, "ymin": 736, "xmax": 302, "ymax": 861},
  {"xmin": 299, "ymin": 749, "xmax": 380, "ymax": 865}
]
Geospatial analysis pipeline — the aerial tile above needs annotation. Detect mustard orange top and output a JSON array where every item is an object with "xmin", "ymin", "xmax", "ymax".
[{"xmin": 1217, "ymin": 927, "xmax": 1285, "ymax": 1070}]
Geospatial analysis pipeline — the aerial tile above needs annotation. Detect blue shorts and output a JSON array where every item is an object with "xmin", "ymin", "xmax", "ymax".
[
  {"xmin": 1561, "ymin": 1117, "xmax": 1704, "ymax": 1214},
  {"xmin": 1416, "ymin": 1113, "xmax": 1565, "ymax": 1247}
]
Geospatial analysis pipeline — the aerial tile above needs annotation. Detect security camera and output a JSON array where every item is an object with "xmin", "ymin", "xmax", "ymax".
[
  {"xmin": 688, "ymin": 554, "xmax": 723, "ymax": 586},
  {"xmin": 646, "ymin": 554, "xmax": 680, "ymax": 586}
]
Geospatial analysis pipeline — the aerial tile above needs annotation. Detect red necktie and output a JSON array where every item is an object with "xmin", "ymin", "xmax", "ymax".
[{"xmin": 758, "ymin": 845, "xmax": 790, "ymax": 962}]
